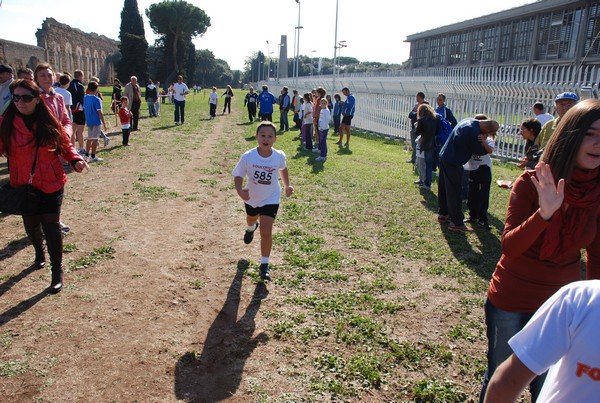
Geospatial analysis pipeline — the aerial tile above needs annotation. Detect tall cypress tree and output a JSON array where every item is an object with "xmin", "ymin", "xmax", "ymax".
[{"xmin": 117, "ymin": 0, "xmax": 148, "ymax": 83}]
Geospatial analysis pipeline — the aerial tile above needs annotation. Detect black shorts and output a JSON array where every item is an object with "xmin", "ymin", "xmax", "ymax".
[
  {"xmin": 72, "ymin": 111, "xmax": 86, "ymax": 125},
  {"xmin": 244, "ymin": 203, "xmax": 279, "ymax": 219},
  {"xmin": 342, "ymin": 115, "xmax": 353, "ymax": 125}
]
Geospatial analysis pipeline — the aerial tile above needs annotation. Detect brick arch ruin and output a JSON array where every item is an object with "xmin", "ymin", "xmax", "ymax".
[{"xmin": 35, "ymin": 17, "xmax": 119, "ymax": 83}]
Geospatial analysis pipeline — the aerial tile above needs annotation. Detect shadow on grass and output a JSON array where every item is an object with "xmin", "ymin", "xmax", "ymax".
[
  {"xmin": 0, "ymin": 274, "xmax": 50, "ymax": 325},
  {"xmin": 438, "ymin": 216, "xmax": 501, "ymax": 280},
  {"xmin": 0, "ymin": 236, "xmax": 30, "ymax": 266},
  {"xmin": 174, "ymin": 259, "xmax": 269, "ymax": 402}
]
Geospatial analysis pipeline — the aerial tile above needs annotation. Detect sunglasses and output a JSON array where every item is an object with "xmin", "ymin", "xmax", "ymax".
[{"xmin": 12, "ymin": 94, "xmax": 36, "ymax": 103}]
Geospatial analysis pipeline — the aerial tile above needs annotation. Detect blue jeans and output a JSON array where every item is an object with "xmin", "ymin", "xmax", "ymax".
[
  {"xmin": 280, "ymin": 110, "xmax": 289, "ymax": 131},
  {"xmin": 319, "ymin": 129, "xmax": 328, "ymax": 157},
  {"xmin": 333, "ymin": 115, "xmax": 341, "ymax": 134},
  {"xmin": 479, "ymin": 299, "xmax": 547, "ymax": 402},
  {"xmin": 147, "ymin": 101, "xmax": 156, "ymax": 117},
  {"xmin": 424, "ymin": 149, "xmax": 435, "ymax": 187}
]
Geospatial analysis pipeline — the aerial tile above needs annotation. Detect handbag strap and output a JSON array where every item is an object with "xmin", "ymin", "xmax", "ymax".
[{"xmin": 28, "ymin": 143, "xmax": 40, "ymax": 185}]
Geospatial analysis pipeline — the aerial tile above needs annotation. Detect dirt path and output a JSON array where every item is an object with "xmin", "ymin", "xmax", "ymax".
[{"xmin": 0, "ymin": 104, "xmax": 271, "ymax": 401}]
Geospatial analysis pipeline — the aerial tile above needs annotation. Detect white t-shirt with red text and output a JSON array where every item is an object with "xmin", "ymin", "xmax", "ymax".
[
  {"xmin": 509, "ymin": 280, "xmax": 600, "ymax": 402},
  {"xmin": 232, "ymin": 147, "xmax": 287, "ymax": 208}
]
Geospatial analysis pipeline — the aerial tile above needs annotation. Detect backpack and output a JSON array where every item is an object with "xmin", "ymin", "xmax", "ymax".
[{"xmin": 435, "ymin": 113, "xmax": 453, "ymax": 147}]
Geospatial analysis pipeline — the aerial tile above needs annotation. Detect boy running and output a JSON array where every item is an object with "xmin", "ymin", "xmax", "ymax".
[{"xmin": 232, "ymin": 121, "xmax": 294, "ymax": 281}]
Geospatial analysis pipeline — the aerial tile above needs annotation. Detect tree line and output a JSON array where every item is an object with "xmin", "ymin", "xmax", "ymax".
[{"xmin": 117, "ymin": 0, "xmax": 403, "ymax": 90}]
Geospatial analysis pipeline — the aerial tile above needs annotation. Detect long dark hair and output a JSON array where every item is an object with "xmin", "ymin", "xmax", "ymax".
[
  {"xmin": 0, "ymin": 79, "xmax": 64, "ymax": 154},
  {"xmin": 542, "ymin": 99, "xmax": 600, "ymax": 184}
]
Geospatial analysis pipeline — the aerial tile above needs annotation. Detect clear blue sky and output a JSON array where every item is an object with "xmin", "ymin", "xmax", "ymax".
[{"xmin": 0, "ymin": 0, "xmax": 535, "ymax": 70}]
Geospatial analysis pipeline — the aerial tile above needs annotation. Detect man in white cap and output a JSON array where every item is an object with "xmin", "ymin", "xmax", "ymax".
[{"xmin": 538, "ymin": 92, "xmax": 579, "ymax": 148}]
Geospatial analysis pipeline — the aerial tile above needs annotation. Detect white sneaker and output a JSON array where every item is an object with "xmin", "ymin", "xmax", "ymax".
[
  {"xmin": 91, "ymin": 156, "xmax": 103, "ymax": 162},
  {"xmin": 103, "ymin": 136, "xmax": 111, "ymax": 147},
  {"xmin": 316, "ymin": 156, "xmax": 327, "ymax": 162},
  {"xmin": 312, "ymin": 148, "xmax": 320, "ymax": 153}
]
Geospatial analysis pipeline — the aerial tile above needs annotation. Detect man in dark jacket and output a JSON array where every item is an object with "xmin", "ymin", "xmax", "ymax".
[{"xmin": 437, "ymin": 118, "xmax": 498, "ymax": 232}]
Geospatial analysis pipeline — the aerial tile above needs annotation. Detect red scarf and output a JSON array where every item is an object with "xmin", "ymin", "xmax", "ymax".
[{"xmin": 540, "ymin": 167, "xmax": 600, "ymax": 260}]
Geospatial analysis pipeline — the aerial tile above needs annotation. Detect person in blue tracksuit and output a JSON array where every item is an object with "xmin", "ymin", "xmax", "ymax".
[{"xmin": 257, "ymin": 85, "xmax": 277, "ymax": 122}]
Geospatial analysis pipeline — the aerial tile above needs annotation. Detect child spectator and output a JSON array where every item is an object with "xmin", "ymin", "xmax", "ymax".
[
  {"xmin": 232, "ymin": 121, "xmax": 294, "ymax": 281},
  {"xmin": 83, "ymin": 81, "xmax": 108, "ymax": 162},
  {"xmin": 208, "ymin": 87, "xmax": 218, "ymax": 119},
  {"xmin": 54, "ymin": 74, "xmax": 72, "ymax": 122},
  {"xmin": 87, "ymin": 76, "xmax": 110, "ymax": 147},
  {"xmin": 317, "ymin": 98, "xmax": 331, "ymax": 162},
  {"xmin": 119, "ymin": 96, "xmax": 133, "ymax": 146},
  {"xmin": 332, "ymin": 94, "xmax": 342, "ymax": 138},
  {"xmin": 302, "ymin": 93, "xmax": 313, "ymax": 151},
  {"xmin": 414, "ymin": 135, "xmax": 426, "ymax": 187}
]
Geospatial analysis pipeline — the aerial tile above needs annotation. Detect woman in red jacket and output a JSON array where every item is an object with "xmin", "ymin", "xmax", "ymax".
[
  {"xmin": 479, "ymin": 99, "xmax": 600, "ymax": 401},
  {"xmin": 0, "ymin": 79, "xmax": 88, "ymax": 294}
]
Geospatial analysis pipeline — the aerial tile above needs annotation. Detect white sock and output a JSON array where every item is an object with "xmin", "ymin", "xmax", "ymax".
[
  {"xmin": 260, "ymin": 256, "xmax": 269, "ymax": 265},
  {"xmin": 247, "ymin": 223, "xmax": 257, "ymax": 231}
]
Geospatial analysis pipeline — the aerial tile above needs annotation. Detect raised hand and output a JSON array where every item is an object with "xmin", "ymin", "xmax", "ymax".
[{"xmin": 530, "ymin": 162, "xmax": 565, "ymax": 220}]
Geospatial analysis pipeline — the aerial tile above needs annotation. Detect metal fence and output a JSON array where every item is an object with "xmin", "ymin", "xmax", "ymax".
[{"xmin": 268, "ymin": 64, "xmax": 600, "ymax": 161}]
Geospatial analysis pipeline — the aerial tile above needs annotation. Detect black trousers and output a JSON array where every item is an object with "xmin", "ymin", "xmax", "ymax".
[
  {"xmin": 247, "ymin": 104, "xmax": 257, "ymax": 121},
  {"xmin": 467, "ymin": 165, "xmax": 492, "ymax": 223},
  {"xmin": 23, "ymin": 188, "xmax": 64, "ymax": 272},
  {"xmin": 131, "ymin": 101, "xmax": 141, "ymax": 130},
  {"xmin": 437, "ymin": 160, "xmax": 465, "ymax": 226}
]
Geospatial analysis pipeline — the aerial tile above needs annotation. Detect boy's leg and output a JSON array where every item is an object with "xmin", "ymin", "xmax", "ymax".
[
  {"xmin": 258, "ymin": 214, "xmax": 274, "ymax": 280},
  {"xmin": 244, "ymin": 214, "xmax": 259, "ymax": 244},
  {"xmin": 90, "ymin": 139, "xmax": 99, "ymax": 156},
  {"xmin": 259, "ymin": 215, "xmax": 274, "ymax": 258}
]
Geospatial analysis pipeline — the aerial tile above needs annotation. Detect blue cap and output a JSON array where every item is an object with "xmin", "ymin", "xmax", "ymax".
[{"xmin": 555, "ymin": 92, "xmax": 579, "ymax": 102}]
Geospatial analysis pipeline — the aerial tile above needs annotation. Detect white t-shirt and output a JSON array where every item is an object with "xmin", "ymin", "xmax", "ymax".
[
  {"xmin": 509, "ymin": 280, "xmax": 600, "ymax": 402},
  {"xmin": 302, "ymin": 102, "xmax": 313, "ymax": 125},
  {"xmin": 55, "ymin": 87, "xmax": 72, "ymax": 107},
  {"xmin": 535, "ymin": 113, "xmax": 554, "ymax": 127},
  {"xmin": 464, "ymin": 137, "xmax": 495, "ymax": 171},
  {"xmin": 232, "ymin": 147, "xmax": 287, "ymax": 207},
  {"xmin": 173, "ymin": 82, "xmax": 189, "ymax": 101},
  {"xmin": 209, "ymin": 92, "xmax": 218, "ymax": 105},
  {"xmin": 318, "ymin": 108, "xmax": 331, "ymax": 131}
]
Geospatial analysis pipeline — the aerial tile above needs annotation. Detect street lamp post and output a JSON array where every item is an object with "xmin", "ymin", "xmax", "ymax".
[
  {"xmin": 294, "ymin": 0, "xmax": 302, "ymax": 85},
  {"xmin": 332, "ymin": 0, "xmax": 339, "ymax": 94},
  {"xmin": 266, "ymin": 40, "xmax": 270, "ymax": 81}
]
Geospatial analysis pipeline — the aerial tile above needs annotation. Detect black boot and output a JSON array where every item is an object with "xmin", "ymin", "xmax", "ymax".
[
  {"xmin": 49, "ymin": 266, "xmax": 63, "ymax": 294},
  {"xmin": 42, "ymin": 221, "xmax": 63, "ymax": 294},
  {"xmin": 24, "ymin": 222, "xmax": 46, "ymax": 269}
]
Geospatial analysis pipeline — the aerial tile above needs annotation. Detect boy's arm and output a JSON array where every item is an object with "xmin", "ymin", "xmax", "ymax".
[
  {"xmin": 484, "ymin": 354, "xmax": 536, "ymax": 403},
  {"xmin": 279, "ymin": 167, "xmax": 294, "ymax": 197},
  {"xmin": 97, "ymin": 109, "xmax": 107, "ymax": 130},
  {"xmin": 234, "ymin": 176, "xmax": 250, "ymax": 200}
]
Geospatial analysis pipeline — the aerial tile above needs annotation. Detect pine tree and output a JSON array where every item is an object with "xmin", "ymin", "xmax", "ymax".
[{"xmin": 117, "ymin": 0, "xmax": 148, "ymax": 83}]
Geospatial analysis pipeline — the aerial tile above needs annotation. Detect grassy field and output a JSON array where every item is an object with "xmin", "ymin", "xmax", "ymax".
[
  {"xmin": 198, "ymin": 88, "xmax": 522, "ymax": 401},
  {"xmin": 1, "ymin": 86, "xmax": 528, "ymax": 401}
]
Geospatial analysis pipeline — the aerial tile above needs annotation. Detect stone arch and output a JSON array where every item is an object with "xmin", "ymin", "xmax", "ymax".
[
  {"xmin": 27, "ymin": 56, "xmax": 41, "ymax": 70},
  {"xmin": 64, "ymin": 42, "xmax": 73, "ymax": 73},
  {"xmin": 93, "ymin": 49, "xmax": 99, "ymax": 78},
  {"xmin": 76, "ymin": 47, "xmax": 83, "ymax": 71},
  {"xmin": 54, "ymin": 43, "xmax": 62, "ymax": 72},
  {"xmin": 85, "ymin": 48, "xmax": 91, "ymax": 79}
]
